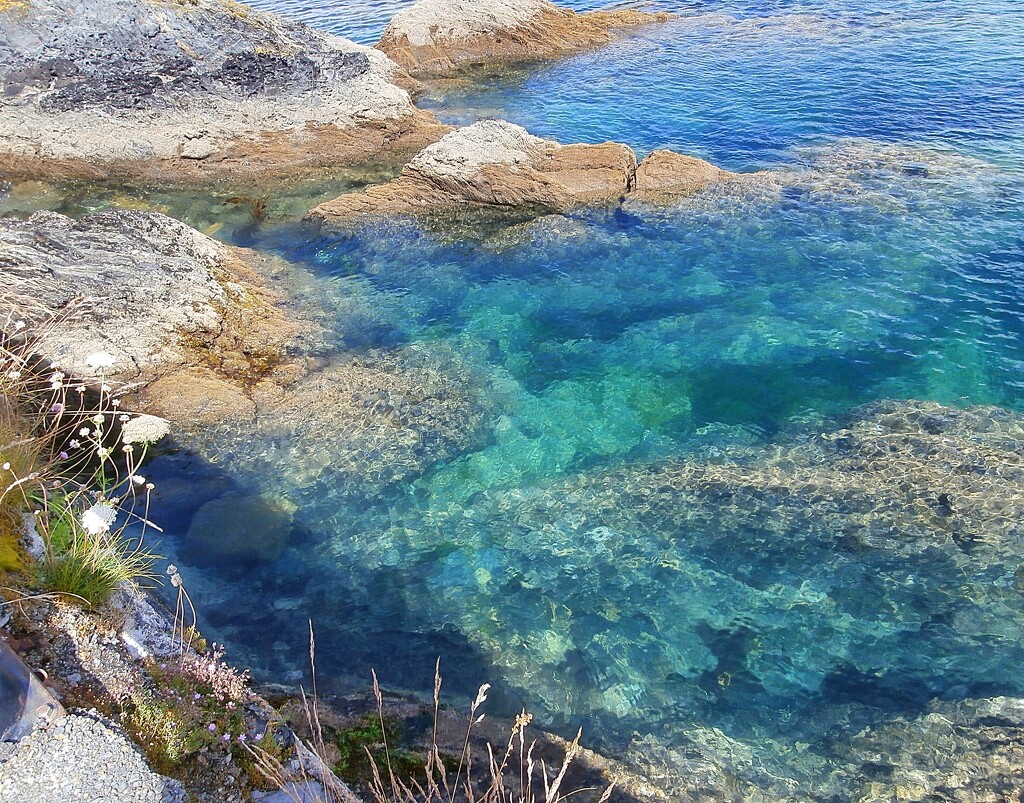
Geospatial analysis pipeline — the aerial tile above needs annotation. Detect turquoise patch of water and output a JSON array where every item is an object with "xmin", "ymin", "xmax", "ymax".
[{"xmin": 129, "ymin": 0, "xmax": 1024, "ymax": 797}]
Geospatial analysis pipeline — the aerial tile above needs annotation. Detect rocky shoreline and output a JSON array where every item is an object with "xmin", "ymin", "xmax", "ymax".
[
  {"xmin": 0, "ymin": 0, "xmax": 447, "ymax": 183},
  {"xmin": 3, "ymin": 0, "xmax": 1024, "ymax": 801}
]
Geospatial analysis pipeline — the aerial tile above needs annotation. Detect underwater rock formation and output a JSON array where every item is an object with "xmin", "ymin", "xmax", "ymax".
[
  {"xmin": 311, "ymin": 120, "xmax": 734, "ymax": 221},
  {"xmin": 184, "ymin": 493, "xmax": 294, "ymax": 565},
  {"xmin": 377, "ymin": 0, "xmax": 672, "ymax": 77},
  {"xmin": 337, "ymin": 399, "xmax": 1024, "ymax": 801},
  {"xmin": 0, "ymin": 209, "xmax": 302, "ymax": 419},
  {"xmin": 0, "ymin": 0, "xmax": 447, "ymax": 182},
  {"xmin": 0, "ymin": 208, "xmax": 494, "ymax": 504},
  {"xmin": 192, "ymin": 348, "xmax": 495, "ymax": 504},
  {"xmin": 624, "ymin": 693, "xmax": 1024, "ymax": 802}
]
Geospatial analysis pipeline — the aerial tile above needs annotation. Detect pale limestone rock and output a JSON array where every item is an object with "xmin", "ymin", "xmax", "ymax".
[{"xmin": 378, "ymin": 0, "xmax": 672, "ymax": 77}]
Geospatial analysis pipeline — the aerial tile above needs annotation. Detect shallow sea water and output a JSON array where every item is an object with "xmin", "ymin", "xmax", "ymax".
[{"xmin": 9, "ymin": 0, "xmax": 1024, "ymax": 797}]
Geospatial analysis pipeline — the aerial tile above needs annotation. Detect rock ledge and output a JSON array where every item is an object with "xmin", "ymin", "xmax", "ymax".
[
  {"xmin": 378, "ymin": 0, "xmax": 673, "ymax": 77},
  {"xmin": 0, "ymin": 0, "xmax": 447, "ymax": 183},
  {"xmin": 311, "ymin": 120, "xmax": 734, "ymax": 221}
]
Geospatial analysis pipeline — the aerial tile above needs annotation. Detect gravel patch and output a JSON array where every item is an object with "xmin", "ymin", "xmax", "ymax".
[{"xmin": 0, "ymin": 713, "xmax": 185, "ymax": 803}]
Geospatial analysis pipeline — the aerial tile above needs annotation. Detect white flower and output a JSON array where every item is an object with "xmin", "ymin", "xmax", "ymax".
[
  {"xmin": 81, "ymin": 502, "xmax": 117, "ymax": 535},
  {"xmin": 131, "ymin": 475, "xmax": 146, "ymax": 485},
  {"xmin": 85, "ymin": 352, "xmax": 116, "ymax": 370},
  {"xmin": 120, "ymin": 414, "xmax": 171, "ymax": 445},
  {"xmin": 13, "ymin": 321, "xmax": 25, "ymax": 330},
  {"xmin": 7, "ymin": 370, "xmax": 20, "ymax": 380},
  {"xmin": 2, "ymin": 462, "xmax": 10, "ymax": 471},
  {"xmin": 92, "ymin": 414, "xmax": 105, "ymax": 425},
  {"xmin": 79, "ymin": 427, "xmax": 91, "ymax": 437}
]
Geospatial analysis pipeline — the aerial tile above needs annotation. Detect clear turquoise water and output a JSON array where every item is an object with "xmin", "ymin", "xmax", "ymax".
[{"xmin": 139, "ymin": 0, "xmax": 1024, "ymax": 796}]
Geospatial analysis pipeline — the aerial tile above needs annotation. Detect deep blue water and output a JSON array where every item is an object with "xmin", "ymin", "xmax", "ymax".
[{"xmin": 41, "ymin": 0, "xmax": 1024, "ymax": 797}]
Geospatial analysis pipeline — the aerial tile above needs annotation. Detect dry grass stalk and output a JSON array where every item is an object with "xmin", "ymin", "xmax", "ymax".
[
  {"xmin": 249, "ymin": 623, "xmax": 612, "ymax": 803},
  {"xmin": 0, "ymin": 310, "xmax": 167, "ymax": 605}
]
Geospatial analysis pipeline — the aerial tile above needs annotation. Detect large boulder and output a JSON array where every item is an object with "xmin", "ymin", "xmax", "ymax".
[
  {"xmin": 184, "ymin": 493, "xmax": 294, "ymax": 565},
  {"xmin": 0, "ymin": 209, "xmax": 303, "ymax": 423},
  {"xmin": 632, "ymin": 148, "xmax": 733, "ymax": 200},
  {"xmin": 0, "ymin": 0, "xmax": 448, "ymax": 182},
  {"xmin": 311, "ymin": 120, "xmax": 735, "ymax": 222},
  {"xmin": 378, "ymin": 0, "xmax": 672, "ymax": 77}
]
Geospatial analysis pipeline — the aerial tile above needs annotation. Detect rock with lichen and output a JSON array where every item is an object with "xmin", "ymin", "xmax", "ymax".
[{"xmin": 0, "ymin": 0, "xmax": 448, "ymax": 182}]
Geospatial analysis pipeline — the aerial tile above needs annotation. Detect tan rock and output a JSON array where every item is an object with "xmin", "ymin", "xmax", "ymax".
[
  {"xmin": 378, "ymin": 0, "xmax": 672, "ymax": 77},
  {"xmin": 633, "ymin": 149, "xmax": 735, "ymax": 199},
  {"xmin": 0, "ymin": 110, "xmax": 450, "ymax": 186},
  {"xmin": 311, "ymin": 120, "xmax": 738, "ymax": 222},
  {"xmin": 0, "ymin": 210, "xmax": 306, "ymax": 430},
  {"xmin": 311, "ymin": 120, "xmax": 637, "ymax": 222},
  {"xmin": 130, "ymin": 370, "xmax": 257, "ymax": 429}
]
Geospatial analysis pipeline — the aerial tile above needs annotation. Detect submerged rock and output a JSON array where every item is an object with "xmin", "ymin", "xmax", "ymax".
[
  {"xmin": 311, "ymin": 120, "xmax": 734, "ymax": 221},
  {"xmin": 632, "ymin": 148, "xmax": 734, "ymax": 200},
  {"xmin": 184, "ymin": 493, "xmax": 294, "ymax": 565},
  {"xmin": 191, "ymin": 347, "xmax": 495, "ymax": 504},
  {"xmin": 0, "ymin": 0, "xmax": 447, "ymax": 182},
  {"xmin": 346, "ymin": 399, "xmax": 1024, "ymax": 801},
  {"xmin": 0, "ymin": 209, "xmax": 303, "ymax": 422},
  {"xmin": 378, "ymin": 0, "xmax": 672, "ymax": 77}
]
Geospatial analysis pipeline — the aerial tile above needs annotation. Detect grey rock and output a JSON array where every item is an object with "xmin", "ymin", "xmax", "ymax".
[
  {"xmin": 0, "ymin": 209, "xmax": 299, "ymax": 396},
  {"xmin": 110, "ymin": 585, "xmax": 178, "ymax": 660},
  {"xmin": 0, "ymin": 0, "xmax": 444, "ymax": 181}
]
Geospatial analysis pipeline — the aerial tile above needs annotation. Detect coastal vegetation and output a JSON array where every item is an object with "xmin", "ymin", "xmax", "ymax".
[
  {"xmin": 0, "ymin": 314, "xmax": 607, "ymax": 801},
  {"xmin": 0, "ymin": 313, "xmax": 164, "ymax": 606}
]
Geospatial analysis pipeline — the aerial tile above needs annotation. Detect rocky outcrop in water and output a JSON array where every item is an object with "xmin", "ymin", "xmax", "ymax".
[
  {"xmin": 0, "ymin": 208, "xmax": 492, "ymax": 499},
  {"xmin": 0, "ymin": 209, "xmax": 304, "ymax": 424},
  {"xmin": 311, "ymin": 120, "xmax": 734, "ymax": 222},
  {"xmin": 377, "ymin": 0, "xmax": 672, "ymax": 77},
  {"xmin": 189, "ymin": 347, "xmax": 495, "ymax": 505},
  {"xmin": 0, "ymin": 0, "xmax": 447, "ymax": 183}
]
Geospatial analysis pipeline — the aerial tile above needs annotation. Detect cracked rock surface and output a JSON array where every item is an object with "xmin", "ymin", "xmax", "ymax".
[
  {"xmin": 0, "ymin": 0, "xmax": 447, "ymax": 182},
  {"xmin": 0, "ymin": 209, "xmax": 303, "ymax": 421}
]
